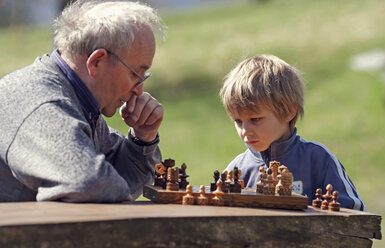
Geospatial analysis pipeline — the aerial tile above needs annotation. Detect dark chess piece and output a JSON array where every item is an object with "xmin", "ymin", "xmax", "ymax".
[
  {"xmin": 230, "ymin": 167, "xmax": 242, "ymax": 193},
  {"xmin": 179, "ymin": 163, "xmax": 189, "ymax": 189},
  {"xmin": 321, "ymin": 184, "xmax": 333, "ymax": 210},
  {"xmin": 328, "ymin": 191, "xmax": 340, "ymax": 212},
  {"xmin": 312, "ymin": 188, "xmax": 323, "ymax": 208},
  {"xmin": 220, "ymin": 172, "xmax": 230, "ymax": 193},
  {"xmin": 210, "ymin": 170, "xmax": 220, "ymax": 191}
]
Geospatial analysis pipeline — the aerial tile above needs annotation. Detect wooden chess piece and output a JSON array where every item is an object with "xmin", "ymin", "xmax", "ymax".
[
  {"xmin": 269, "ymin": 161, "xmax": 280, "ymax": 186},
  {"xmin": 312, "ymin": 188, "xmax": 323, "ymax": 208},
  {"xmin": 226, "ymin": 170, "xmax": 234, "ymax": 183},
  {"xmin": 256, "ymin": 165, "xmax": 266, "ymax": 194},
  {"xmin": 328, "ymin": 191, "xmax": 340, "ymax": 211},
  {"xmin": 263, "ymin": 168, "xmax": 275, "ymax": 195},
  {"xmin": 162, "ymin": 159, "xmax": 175, "ymax": 189},
  {"xmin": 230, "ymin": 167, "xmax": 242, "ymax": 193},
  {"xmin": 179, "ymin": 163, "xmax": 189, "ymax": 189},
  {"xmin": 237, "ymin": 168, "xmax": 245, "ymax": 189},
  {"xmin": 211, "ymin": 180, "xmax": 224, "ymax": 206},
  {"xmin": 154, "ymin": 162, "xmax": 166, "ymax": 188},
  {"xmin": 277, "ymin": 167, "xmax": 292, "ymax": 196},
  {"xmin": 210, "ymin": 170, "xmax": 220, "ymax": 191},
  {"xmin": 220, "ymin": 172, "xmax": 230, "ymax": 193},
  {"xmin": 166, "ymin": 167, "xmax": 179, "ymax": 191},
  {"xmin": 196, "ymin": 185, "xmax": 209, "ymax": 205},
  {"xmin": 321, "ymin": 184, "xmax": 333, "ymax": 210},
  {"xmin": 182, "ymin": 184, "xmax": 195, "ymax": 205}
]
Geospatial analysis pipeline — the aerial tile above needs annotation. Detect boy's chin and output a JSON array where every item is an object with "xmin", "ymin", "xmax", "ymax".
[{"xmin": 247, "ymin": 143, "xmax": 268, "ymax": 152}]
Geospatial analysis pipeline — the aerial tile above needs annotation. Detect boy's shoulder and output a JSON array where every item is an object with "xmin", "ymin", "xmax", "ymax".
[{"xmin": 293, "ymin": 134, "xmax": 340, "ymax": 165}]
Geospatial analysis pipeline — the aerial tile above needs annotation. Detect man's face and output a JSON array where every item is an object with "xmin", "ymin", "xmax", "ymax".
[
  {"xmin": 100, "ymin": 28, "xmax": 156, "ymax": 117},
  {"xmin": 230, "ymin": 106, "xmax": 291, "ymax": 152}
]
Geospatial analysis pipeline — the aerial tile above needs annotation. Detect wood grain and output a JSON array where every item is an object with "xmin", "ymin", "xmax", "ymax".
[{"xmin": 0, "ymin": 201, "xmax": 381, "ymax": 248}]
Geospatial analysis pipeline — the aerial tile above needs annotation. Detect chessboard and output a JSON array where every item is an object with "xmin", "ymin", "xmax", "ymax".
[
  {"xmin": 143, "ymin": 184, "xmax": 308, "ymax": 210},
  {"xmin": 145, "ymin": 158, "xmax": 309, "ymax": 210}
]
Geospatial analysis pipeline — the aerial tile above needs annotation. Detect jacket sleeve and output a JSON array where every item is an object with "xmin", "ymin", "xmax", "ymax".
[
  {"xmin": 323, "ymin": 157, "xmax": 365, "ymax": 211},
  {"xmin": 94, "ymin": 116, "xmax": 161, "ymax": 200},
  {"xmin": 6, "ymin": 100, "xmax": 160, "ymax": 202}
]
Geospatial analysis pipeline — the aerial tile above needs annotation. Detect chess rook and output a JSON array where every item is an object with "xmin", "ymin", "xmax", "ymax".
[{"xmin": 166, "ymin": 167, "xmax": 179, "ymax": 191}]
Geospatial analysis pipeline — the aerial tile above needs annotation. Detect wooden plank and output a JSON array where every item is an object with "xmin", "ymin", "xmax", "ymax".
[
  {"xmin": 0, "ymin": 202, "xmax": 381, "ymax": 248},
  {"xmin": 143, "ymin": 184, "xmax": 308, "ymax": 210}
]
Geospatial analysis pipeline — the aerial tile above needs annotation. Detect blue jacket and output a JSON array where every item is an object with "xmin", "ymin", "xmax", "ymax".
[{"xmin": 225, "ymin": 128, "xmax": 365, "ymax": 211}]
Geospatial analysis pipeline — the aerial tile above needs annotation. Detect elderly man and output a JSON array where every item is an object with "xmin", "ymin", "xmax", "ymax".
[{"xmin": 0, "ymin": 0, "xmax": 165, "ymax": 202}]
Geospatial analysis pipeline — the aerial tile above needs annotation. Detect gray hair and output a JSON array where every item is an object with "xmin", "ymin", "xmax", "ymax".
[{"xmin": 53, "ymin": 0, "xmax": 166, "ymax": 60}]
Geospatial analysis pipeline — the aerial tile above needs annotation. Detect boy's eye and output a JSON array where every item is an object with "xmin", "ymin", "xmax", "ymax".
[
  {"xmin": 251, "ymin": 118, "xmax": 262, "ymax": 123},
  {"xmin": 234, "ymin": 119, "xmax": 242, "ymax": 125}
]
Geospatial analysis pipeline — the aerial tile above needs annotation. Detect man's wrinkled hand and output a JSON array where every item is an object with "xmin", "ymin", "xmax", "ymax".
[{"xmin": 120, "ymin": 92, "xmax": 163, "ymax": 142}]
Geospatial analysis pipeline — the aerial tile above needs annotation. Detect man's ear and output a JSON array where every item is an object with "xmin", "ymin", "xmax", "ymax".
[
  {"xmin": 285, "ymin": 105, "xmax": 298, "ymax": 122},
  {"xmin": 86, "ymin": 49, "xmax": 109, "ymax": 77}
]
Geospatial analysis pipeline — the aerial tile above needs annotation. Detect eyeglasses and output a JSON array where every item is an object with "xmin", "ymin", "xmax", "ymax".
[{"xmin": 106, "ymin": 50, "xmax": 151, "ymax": 87}]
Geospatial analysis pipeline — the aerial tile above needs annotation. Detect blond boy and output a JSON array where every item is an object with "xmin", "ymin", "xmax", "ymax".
[{"xmin": 220, "ymin": 55, "xmax": 364, "ymax": 210}]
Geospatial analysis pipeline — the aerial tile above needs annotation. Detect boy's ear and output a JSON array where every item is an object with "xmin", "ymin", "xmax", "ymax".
[
  {"xmin": 86, "ymin": 49, "xmax": 109, "ymax": 77},
  {"xmin": 285, "ymin": 105, "xmax": 298, "ymax": 122}
]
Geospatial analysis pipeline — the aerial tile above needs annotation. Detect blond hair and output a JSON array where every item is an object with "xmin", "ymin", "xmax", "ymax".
[{"xmin": 220, "ymin": 55, "xmax": 305, "ymax": 129}]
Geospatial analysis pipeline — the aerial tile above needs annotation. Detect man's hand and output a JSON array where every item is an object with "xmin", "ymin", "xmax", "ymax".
[{"xmin": 120, "ymin": 92, "xmax": 163, "ymax": 142}]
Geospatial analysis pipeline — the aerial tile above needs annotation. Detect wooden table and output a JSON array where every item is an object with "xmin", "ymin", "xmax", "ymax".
[{"xmin": 0, "ymin": 201, "xmax": 381, "ymax": 248}]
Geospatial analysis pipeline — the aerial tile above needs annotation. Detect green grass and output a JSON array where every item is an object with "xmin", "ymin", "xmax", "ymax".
[{"xmin": 1, "ymin": 0, "xmax": 384, "ymax": 246}]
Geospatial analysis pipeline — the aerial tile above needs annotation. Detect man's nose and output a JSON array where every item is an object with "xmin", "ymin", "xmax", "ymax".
[{"xmin": 131, "ymin": 84, "xmax": 143, "ymax": 96}]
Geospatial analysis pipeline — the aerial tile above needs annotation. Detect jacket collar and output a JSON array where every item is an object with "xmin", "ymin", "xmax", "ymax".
[{"xmin": 254, "ymin": 128, "xmax": 298, "ymax": 162}]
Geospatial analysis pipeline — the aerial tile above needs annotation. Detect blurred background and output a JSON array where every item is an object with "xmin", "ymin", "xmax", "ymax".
[{"xmin": 0, "ymin": 0, "xmax": 384, "ymax": 246}]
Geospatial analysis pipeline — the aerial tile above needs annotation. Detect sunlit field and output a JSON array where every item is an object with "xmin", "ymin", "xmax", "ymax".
[{"xmin": 1, "ymin": 0, "xmax": 384, "ymax": 246}]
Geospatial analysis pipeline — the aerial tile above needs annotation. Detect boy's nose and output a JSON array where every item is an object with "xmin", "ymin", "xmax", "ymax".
[{"xmin": 241, "ymin": 123, "xmax": 254, "ymax": 137}]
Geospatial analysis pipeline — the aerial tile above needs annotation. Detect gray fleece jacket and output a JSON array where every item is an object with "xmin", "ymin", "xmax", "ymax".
[{"xmin": 0, "ymin": 54, "xmax": 161, "ymax": 202}]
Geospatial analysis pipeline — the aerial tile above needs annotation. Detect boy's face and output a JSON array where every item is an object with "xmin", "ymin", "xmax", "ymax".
[{"xmin": 230, "ymin": 106, "xmax": 292, "ymax": 152}]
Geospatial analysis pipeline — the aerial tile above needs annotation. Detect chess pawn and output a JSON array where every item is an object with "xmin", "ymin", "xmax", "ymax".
[
  {"xmin": 312, "ymin": 188, "xmax": 323, "ymax": 208},
  {"xmin": 196, "ymin": 185, "xmax": 209, "ymax": 205},
  {"xmin": 321, "ymin": 184, "xmax": 333, "ymax": 210},
  {"xmin": 263, "ymin": 168, "xmax": 275, "ymax": 195},
  {"xmin": 256, "ymin": 166, "xmax": 266, "ymax": 194},
  {"xmin": 328, "ymin": 191, "xmax": 341, "ymax": 212},
  {"xmin": 211, "ymin": 180, "xmax": 224, "ymax": 206},
  {"xmin": 210, "ymin": 170, "xmax": 220, "ymax": 191},
  {"xmin": 182, "ymin": 184, "xmax": 195, "ymax": 205}
]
